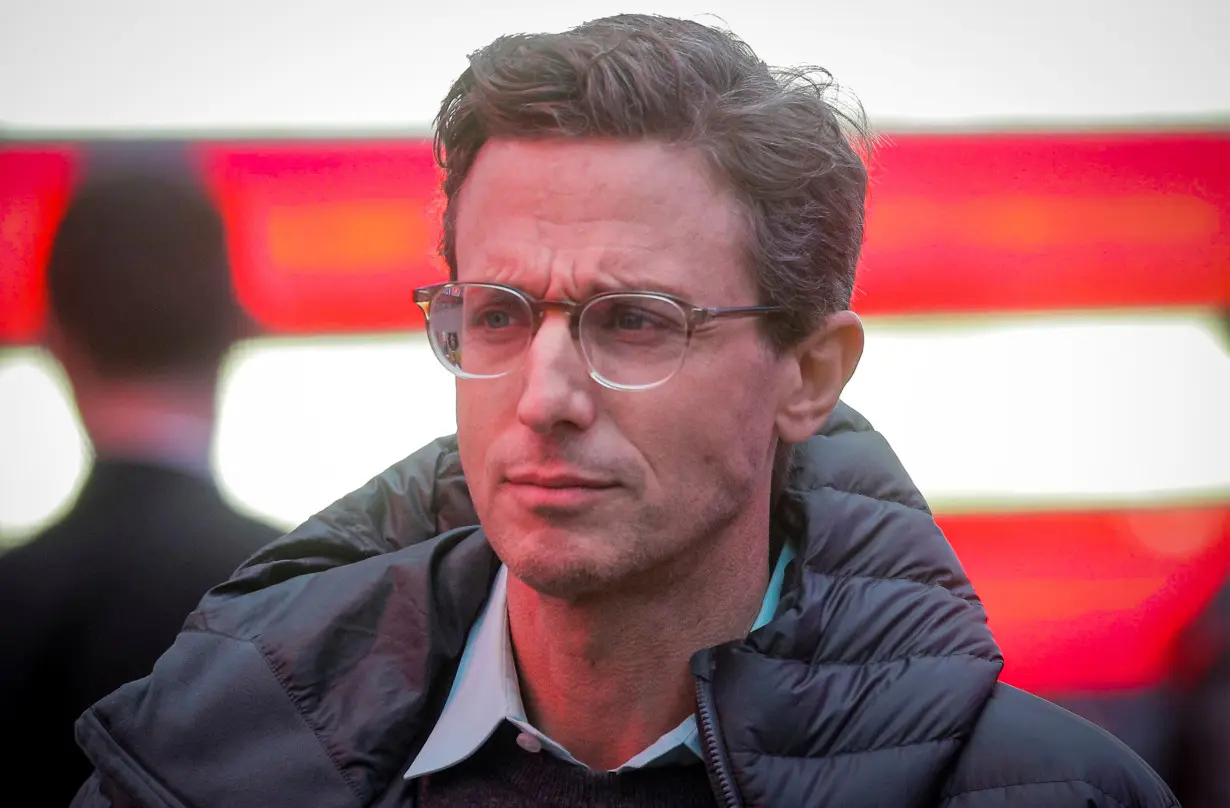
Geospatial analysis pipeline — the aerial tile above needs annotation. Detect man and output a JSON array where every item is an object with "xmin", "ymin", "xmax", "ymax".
[
  {"xmin": 70, "ymin": 15, "xmax": 1176, "ymax": 808},
  {"xmin": 0, "ymin": 169, "xmax": 281, "ymax": 803}
]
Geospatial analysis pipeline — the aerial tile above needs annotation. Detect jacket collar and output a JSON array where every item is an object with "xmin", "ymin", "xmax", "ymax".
[{"xmin": 707, "ymin": 406, "xmax": 1002, "ymax": 807}]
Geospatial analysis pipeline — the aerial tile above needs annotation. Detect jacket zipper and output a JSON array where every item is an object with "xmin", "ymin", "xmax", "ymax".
[{"xmin": 692, "ymin": 649, "xmax": 743, "ymax": 808}]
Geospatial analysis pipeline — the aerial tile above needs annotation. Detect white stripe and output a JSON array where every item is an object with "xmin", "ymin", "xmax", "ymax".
[
  {"xmin": 0, "ymin": 355, "xmax": 89, "ymax": 543},
  {"xmin": 212, "ymin": 334, "xmax": 457, "ymax": 528},
  {"xmin": 844, "ymin": 311, "xmax": 1230, "ymax": 511},
  {"xmin": 1, "ymin": 312, "xmax": 1226, "ymax": 542}
]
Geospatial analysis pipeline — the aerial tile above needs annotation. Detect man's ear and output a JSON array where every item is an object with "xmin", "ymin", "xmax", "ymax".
[{"xmin": 775, "ymin": 310, "xmax": 864, "ymax": 444}]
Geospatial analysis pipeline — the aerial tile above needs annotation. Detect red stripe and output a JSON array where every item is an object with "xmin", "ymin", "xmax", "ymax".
[
  {"xmin": 942, "ymin": 504, "xmax": 1230, "ymax": 693},
  {"xmin": 196, "ymin": 141, "xmax": 447, "ymax": 334},
  {"xmin": 857, "ymin": 132, "xmax": 1230, "ymax": 315},
  {"xmin": 0, "ymin": 146, "xmax": 79, "ymax": 343},
  {"xmin": 2, "ymin": 132, "xmax": 1227, "ymax": 340}
]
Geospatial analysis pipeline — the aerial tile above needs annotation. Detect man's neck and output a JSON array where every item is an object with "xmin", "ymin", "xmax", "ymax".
[
  {"xmin": 76, "ymin": 377, "xmax": 218, "ymax": 478},
  {"xmin": 505, "ymin": 530, "xmax": 770, "ymax": 770}
]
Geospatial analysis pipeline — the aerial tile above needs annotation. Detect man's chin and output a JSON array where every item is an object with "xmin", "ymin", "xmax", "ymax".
[
  {"xmin": 510, "ymin": 564, "xmax": 612, "ymax": 601},
  {"xmin": 499, "ymin": 537, "xmax": 626, "ymax": 601}
]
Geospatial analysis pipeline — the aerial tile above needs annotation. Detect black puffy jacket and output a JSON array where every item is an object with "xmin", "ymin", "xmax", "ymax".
[{"xmin": 72, "ymin": 405, "xmax": 1177, "ymax": 808}]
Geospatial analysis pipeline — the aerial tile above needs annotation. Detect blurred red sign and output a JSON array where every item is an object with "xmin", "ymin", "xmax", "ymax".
[
  {"xmin": 858, "ymin": 132, "xmax": 1230, "ymax": 314},
  {"xmin": 0, "ymin": 146, "xmax": 79, "ymax": 343},
  {"xmin": 1, "ymin": 132, "xmax": 1227, "ymax": 342},
  {"xmin": 196, "ymin": 140, "xmax": 448, "ymax": 335},
  {"xmin": 946, "ymin": 503, "xmax": 1230, "ymax": 693}
]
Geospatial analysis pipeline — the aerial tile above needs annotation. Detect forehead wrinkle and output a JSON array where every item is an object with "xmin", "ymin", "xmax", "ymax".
[
  {"xmin": 472, "ymin": 234, "xmax": 692, "ymax": 302},
  {"xmin": 543, "ymin": 246, "xmax": 703, "ymax": 303}
]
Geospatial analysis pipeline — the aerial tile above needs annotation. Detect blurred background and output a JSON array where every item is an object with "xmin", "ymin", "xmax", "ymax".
[{"xmin": 1, "ymin": 0, "xmax": 1228, "ymax": 797}]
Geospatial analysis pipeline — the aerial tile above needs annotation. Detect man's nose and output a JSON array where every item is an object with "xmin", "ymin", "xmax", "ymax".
[{"xmin": 515, "ymin": 314, "xmax": 597, "ymax": 434}]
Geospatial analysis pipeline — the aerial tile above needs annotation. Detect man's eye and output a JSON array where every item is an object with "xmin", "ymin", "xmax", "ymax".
[
  {"xmin": 482, "ymin": 310, "xmax": 512, "ymax": 328},
  {"xmin": 470, "ymin": 307, "xmax": 520, "ymax": 329},
  {"xmin": 607, "ymin": 306, "xmax": 665, "ymax": 331},
  {"xmin": 615, "ymin": 309, "xmax": 649, "ymax": 329}
]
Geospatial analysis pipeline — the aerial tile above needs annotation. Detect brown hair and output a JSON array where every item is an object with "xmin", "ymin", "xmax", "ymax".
[{"xmin": 434, "ymin": 13, "xmax": 872, "ymax": 350}]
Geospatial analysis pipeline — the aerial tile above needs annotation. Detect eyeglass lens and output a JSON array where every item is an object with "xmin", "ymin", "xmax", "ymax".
[{"xmin": 425, "ymin": 284, "xmax": 691, "ymax": 389}]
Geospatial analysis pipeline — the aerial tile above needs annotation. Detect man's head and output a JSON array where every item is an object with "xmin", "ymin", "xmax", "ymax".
[
  {"xmin": 45, "ymin": 170, "xmax": 243, "ymax": 386},
  {"xmin": 429, "ymin": 14, "xmax": 867, "ymax": 599}
]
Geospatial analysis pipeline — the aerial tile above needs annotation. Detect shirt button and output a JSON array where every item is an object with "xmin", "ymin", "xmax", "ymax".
[{"xmin": 516, "ymin": 732, "xmax": 543, "ymax": 753}]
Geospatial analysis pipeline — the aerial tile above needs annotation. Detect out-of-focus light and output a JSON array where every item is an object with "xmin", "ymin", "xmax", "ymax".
[
  {"xmin": 1, "ymin": 311, "xmax": 1226, "ymax": 540},
  {"xmin": 212, "ymin": 333, "xmax": 458, "ymax": 528},
  {"xmin": 0, "ymin": 350, "xmax": 89, "ymax": 545},
  {"xmin": 841, "ymin": 311, "xmax": 1230, "ymax": 509}
]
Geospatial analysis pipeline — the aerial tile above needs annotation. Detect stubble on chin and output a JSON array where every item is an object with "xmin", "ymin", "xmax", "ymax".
[{"xmin": 491, "ymin": 526, "xmax": 621, "ymax": 601}]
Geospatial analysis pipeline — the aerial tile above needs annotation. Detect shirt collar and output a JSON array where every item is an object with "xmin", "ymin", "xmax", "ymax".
[
  {"xmin": 404, "ymin": 566, "xmax": 517, "ymax": 779},
  {"xmin": 405, "ymin": 542, "xmax": 795, "ymax": 779}
]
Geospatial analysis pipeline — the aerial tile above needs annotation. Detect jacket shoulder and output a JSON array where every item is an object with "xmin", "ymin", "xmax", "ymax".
[
  {"xmin": 942, "ymin": 684, "xmax": 1177, "ymax": 807},
  {"xmin": 201, "ymin": 434, "xmax": 473, "ymax": 609}
]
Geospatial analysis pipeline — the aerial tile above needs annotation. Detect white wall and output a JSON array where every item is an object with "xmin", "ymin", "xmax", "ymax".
[{"xmin": 2, "ymin": 0, "xmax": 1227, "ymax": 132}]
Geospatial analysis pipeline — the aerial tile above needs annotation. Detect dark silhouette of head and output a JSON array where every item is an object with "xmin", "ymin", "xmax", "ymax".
[{"xmin": 45, "ymin": 170, "xmax": 244, "ymax": 382}]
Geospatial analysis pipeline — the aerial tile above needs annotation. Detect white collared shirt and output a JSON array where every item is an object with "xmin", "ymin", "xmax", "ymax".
[{"xmin": 405, "ymin": 542, "xmax": 795, "ymax": 779}]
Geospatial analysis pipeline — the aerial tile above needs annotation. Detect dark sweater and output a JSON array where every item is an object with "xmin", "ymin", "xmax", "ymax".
[{"xmin": 417, "ymin": 723, "xmax": 719, "ymax": 808}]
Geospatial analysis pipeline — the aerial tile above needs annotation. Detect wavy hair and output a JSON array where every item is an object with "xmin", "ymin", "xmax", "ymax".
[{"xmin": 434, "ymin": 13, "xmax": 872, "ymax": 350}]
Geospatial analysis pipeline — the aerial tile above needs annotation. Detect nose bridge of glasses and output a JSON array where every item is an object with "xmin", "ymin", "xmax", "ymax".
[
  {"xmin": 530, "ymin": 299, "xmax": 584, "ymax": 339},
  {"xmin": 519, "ymin": 299, "xmax": 594, "ymax": 391}
]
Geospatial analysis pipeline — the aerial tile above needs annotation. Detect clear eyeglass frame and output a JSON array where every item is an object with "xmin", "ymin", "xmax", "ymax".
[{"xmin": 414, "ymin": 281, "xmax": 783, "ymax": 391}]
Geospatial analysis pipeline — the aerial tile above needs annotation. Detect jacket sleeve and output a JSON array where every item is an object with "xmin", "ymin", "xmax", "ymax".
[{"xmin": 940, "ymin": 781, "xmax": 1177, "ymax": 808}]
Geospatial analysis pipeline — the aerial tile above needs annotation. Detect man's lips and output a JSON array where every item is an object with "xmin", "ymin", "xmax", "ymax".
[
  {"xmin": 503, "ymin": 469, "xmax": 618, "ymax": 489},
  {"xmin": 500, "ymin": 469, "xmax": 619, "ymax": 510}
]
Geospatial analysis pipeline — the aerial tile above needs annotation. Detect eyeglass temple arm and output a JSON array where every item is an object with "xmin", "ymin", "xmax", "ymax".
[{"xmin": 693, "ymin": 305, "xmax": 784, "ymax": 324}]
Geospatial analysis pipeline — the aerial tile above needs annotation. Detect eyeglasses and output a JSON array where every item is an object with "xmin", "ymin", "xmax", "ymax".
[{"xmin": 414, "ymin": 282, "xmax": 782, "ymax": 391}]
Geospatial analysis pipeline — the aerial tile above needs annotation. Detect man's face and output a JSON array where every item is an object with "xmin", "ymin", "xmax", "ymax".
[{"xmin": 453, "ymin": 138, "xmax": 794, "ymax": 599}]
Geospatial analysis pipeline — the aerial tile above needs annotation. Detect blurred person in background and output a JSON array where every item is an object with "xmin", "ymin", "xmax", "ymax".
[
  {"xmin": 0, "ymin": 170, "xmax": 281, "ymax": 800},
  {"xmin": 68, "ymin": 15, "xmax": 1175, "ymax": 808},
  {"xmin": 1059, "ymin": 557, "xmax": 1230, "ymax": 808},
  {"xmin": 1168, "ymin": 568, "xmax": 1230, "ymax": 808}
]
